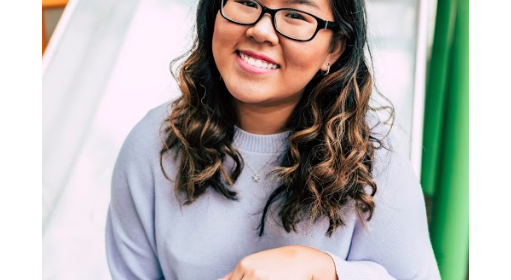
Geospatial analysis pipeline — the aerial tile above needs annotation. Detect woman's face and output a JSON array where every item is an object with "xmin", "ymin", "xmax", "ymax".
[{"xmin": 212, "ymin": 0, "xmax": 343, "ymax": 110}]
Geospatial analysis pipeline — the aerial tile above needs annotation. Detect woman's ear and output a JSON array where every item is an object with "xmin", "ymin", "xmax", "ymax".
[{"xmin": 322, "ymin": 34, "xmax": 346, "ymax": 71}]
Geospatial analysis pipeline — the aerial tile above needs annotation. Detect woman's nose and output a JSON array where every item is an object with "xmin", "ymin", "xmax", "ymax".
[{"xmin": 245, "ymin": 14, "xmax": 280, "ymax": 46}]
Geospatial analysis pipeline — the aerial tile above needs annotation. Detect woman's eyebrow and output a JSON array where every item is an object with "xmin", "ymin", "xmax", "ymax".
[{"xmin": 284, "ymin": 0, "xmax": 321, "ymax": 11}]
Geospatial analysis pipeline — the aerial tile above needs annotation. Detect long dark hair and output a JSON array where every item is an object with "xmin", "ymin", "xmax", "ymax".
[{"xmin": 160, "ymin": 0, "xmax": 394, "ymax": 237}]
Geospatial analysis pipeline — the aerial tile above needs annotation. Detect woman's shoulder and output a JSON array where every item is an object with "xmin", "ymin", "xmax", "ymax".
[
  {"xmin": 370, "ymin": 129, "xmax": 425, "ymax": 211},
  {"xmin": 131, "ymin": 101, "xmax": 171, "ymax": 139},
  {"xmin": 365, "ymin": 111, "xmax": 417, "ymax": 185},
  {"xmin": 117, "ymin": 101, "xmax": 172, "ymax": 163}
]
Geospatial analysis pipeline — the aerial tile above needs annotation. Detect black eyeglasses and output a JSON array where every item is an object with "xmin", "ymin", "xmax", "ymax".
[{"xmin": 220, "ymin": 0, "xmax": 338, "ymax": 42}]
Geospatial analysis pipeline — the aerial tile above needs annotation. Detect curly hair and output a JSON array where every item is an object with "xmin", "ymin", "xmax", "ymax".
[{"xmin": 160, "ymin": 0, "xmax": 394, "ymax": 237}]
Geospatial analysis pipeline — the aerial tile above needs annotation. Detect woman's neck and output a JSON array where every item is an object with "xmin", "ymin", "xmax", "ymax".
[{"xmin": 234, "ymin": 100, "xmax": 298, "ymax": 135}]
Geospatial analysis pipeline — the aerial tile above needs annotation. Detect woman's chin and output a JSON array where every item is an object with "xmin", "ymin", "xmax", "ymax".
[{"xmin": 226, "ymin": 87, "xmax": 271, "ymax": 105}]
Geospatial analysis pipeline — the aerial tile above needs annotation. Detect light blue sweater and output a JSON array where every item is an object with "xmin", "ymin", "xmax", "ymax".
[{"xmin": 105, "ymin": 103, "xmax": 441, "ymax": 279}]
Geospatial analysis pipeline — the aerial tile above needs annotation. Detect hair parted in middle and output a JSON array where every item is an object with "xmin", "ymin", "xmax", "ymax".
[{"xmin": 160, "ymin": 0, "xmax": 394, "ymax": 237}]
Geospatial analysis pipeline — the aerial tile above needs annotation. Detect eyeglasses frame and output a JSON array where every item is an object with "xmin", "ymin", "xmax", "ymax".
[{"xmin": 219, "ymin": 0, "xmax": 339, "ymax": 42}]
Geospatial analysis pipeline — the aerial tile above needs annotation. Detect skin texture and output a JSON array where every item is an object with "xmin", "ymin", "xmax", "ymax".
[
  {"xmin": 218, "ymin": 245, "xmax": 337, "ymax": 280},
  {"xmin": 213, "ymin": 0, "xmax": 343, "ymax": 279},
  {"xmin": 212, "ymin": 0, "xmax": 344, "ymax": 135}
]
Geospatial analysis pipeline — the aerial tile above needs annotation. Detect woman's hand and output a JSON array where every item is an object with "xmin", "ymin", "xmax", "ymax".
[{"xmin": 218, "ymin": 245, "xmax": 337, "ymax": 280}]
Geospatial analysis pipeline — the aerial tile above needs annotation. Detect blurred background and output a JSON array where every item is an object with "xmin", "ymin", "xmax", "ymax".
[{"xmin": 42, "ymin": 0, "xmax": 468, "ymax": 279}]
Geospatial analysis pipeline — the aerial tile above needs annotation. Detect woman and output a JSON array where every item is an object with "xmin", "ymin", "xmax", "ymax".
[{"xmin": 105, "ymin": 0, "xmax": 441, "ymax": 279}]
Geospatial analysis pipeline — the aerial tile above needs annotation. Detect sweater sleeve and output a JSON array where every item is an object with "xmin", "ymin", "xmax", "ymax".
[
  {"xmin": 324, "ymin": 150, "xmax": 441, "ymax": 280},
  {"xmin": 105, "ymin": 111, "xmax": 165, "ymax": 280}
]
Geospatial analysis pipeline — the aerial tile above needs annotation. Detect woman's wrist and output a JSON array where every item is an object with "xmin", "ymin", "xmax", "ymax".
[
  {"xmin": 321, "ymin": 252, "xmax": 339, "ymax": 280},
  {"xmin": 292, "ymin": 245, "xmax": 337, "ymax": 280}
]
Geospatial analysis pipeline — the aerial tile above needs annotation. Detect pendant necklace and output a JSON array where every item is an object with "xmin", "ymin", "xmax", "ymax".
[
  {"xmin": 241, "ymin": 149, "xmax": 284, "ymax": 183},
  {"xmin": 244, "ymin": 157, "xmax": 273, "ymax": 182}
]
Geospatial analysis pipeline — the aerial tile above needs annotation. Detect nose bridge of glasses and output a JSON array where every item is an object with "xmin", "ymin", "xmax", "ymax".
[{"xmin": 260, "ymin": 5, "xmax": 277, "ymax": 18}]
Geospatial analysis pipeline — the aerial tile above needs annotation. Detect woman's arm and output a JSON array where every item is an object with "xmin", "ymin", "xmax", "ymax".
[
  {"xmin": 105, "ymin": 114, "xmax": 165, "ymax": 280},
  {"xmin": 323, "ymin": 150, "xmax": 441, "ymax": 280}
]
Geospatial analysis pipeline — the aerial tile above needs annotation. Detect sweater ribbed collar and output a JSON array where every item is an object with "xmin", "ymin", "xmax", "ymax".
[{"xmin": 233, "ymin": 126, "xmax": 290, "ymax": 154}]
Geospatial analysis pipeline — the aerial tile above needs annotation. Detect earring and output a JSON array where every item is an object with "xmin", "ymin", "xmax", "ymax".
[{"xmin": 324, "ymin": 63, "xmax": 330, "ymax": 76}]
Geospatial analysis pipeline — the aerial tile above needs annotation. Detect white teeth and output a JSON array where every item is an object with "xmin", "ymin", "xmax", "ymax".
[{"xmin": 240, "ymin": 53, "xmax": 278, "ymax": 70}]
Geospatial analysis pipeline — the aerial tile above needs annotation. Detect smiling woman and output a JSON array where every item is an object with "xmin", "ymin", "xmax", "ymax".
[
  {"xmin": 212, "ymin": 0, "xmax": 343, "ymax": 135},
  {"xmin": 105, "ymin": 0, "xmax": 441, "ymax": 279}
]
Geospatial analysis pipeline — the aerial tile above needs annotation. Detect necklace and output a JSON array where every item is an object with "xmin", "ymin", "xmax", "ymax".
[
  {"xmin": 233, "ymin": 138, "xmax": 287, "ymax": 182},
  {"xmin": 243, "ymin": 155, "xmax": 277, "ymax": 182},
  {"xmin": 239, "ymin": 146, "xmax": 285, "ymax": 183}
]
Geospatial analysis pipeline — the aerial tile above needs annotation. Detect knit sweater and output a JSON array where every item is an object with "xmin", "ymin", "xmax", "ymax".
[{"xmin": 105, "ymin": 102, "xmax": 441, "ymax": 280}]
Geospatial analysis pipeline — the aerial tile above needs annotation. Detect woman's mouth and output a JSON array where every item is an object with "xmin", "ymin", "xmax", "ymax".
[
  {"xmin": 238, "ymin": 52, "xmax": 279, "ymax": 70},
  {"xmin": 236, "ymin": 51, "xmax": 280, "ymax": 74}
]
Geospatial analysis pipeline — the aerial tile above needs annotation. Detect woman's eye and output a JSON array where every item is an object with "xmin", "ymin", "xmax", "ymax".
[
  {"xmin": 285, "ymin": 12, "xmax": 306, "ymax": 20},
  {"xmin": 236, "ymin": 0, "xmax": 258, "ymax": 8}
]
